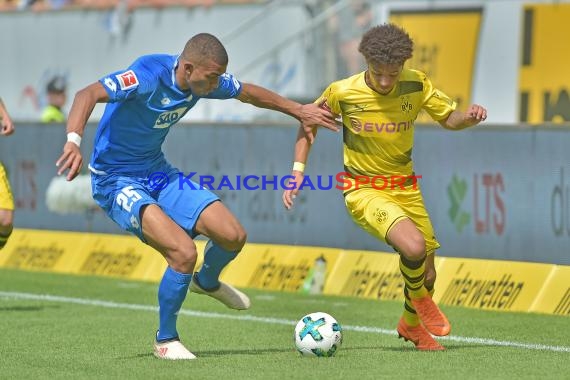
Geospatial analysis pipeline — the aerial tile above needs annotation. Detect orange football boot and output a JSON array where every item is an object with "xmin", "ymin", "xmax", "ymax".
[
  {"xmin": 411, "ymin": 295, "xmax": 451, "ymax": 336},
  {"xmin": 397, "ymin": 318, "xmax": 445, "ymax": 351}
]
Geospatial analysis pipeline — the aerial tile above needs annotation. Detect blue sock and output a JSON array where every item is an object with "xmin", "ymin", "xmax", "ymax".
[
  {"xmin": 157, "ymin": 267, "xmax": 192, "ymax": 342},
  {"xmin": 195, "ymin": 240, "xmax": 238, "ymax": 290}
]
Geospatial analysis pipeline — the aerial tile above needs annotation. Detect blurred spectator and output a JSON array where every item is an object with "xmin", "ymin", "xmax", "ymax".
[
  {"xmin": 17, "ymin": 0, "xmax": 119, "ymax": 11},
  {"xmin": 3, "ymin": 0, "xmax": 264, "ymax": 12},
  {"xmin": 128, "ymin": 0, "xmax": 218, "ymax": 10},
  {"xmin": 17, "ymin": 0, "xmax": 75, "ymax": 11},
  {"xmin": 332, "ymin": 0, "xmax": 373, "ymax": 78},
  {"xmin": 41, "ymin": 76, "xmax": 67, "ymax": 123},
  {"xmin": 0, "ymin": 0, "xmax": 18, "ymax": 11}
]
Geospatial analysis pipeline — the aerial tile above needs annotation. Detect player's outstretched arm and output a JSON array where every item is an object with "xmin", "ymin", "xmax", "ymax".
[
  {"xmin": 439, "ymin": 104, "xmax": 487, "ymax": 130},
  {"xmin": 0, "ymin": 97, "xmax": 15, "ymax": 136},
  {"xmin": 283, "ymin": 125, "xmax": 317, "ymax": 210},
  {"xmin": 237, "ymin": 82, "xmax": 338, "ymax": 143},
  {"xmin": 56, "ymin": 82, "xmax": 109, "ymax": 181}
]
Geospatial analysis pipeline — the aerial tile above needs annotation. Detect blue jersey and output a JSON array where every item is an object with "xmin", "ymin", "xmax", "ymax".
[{"xmin": 90, "ymin": 54, "xmax": 242, "ymax": 175}]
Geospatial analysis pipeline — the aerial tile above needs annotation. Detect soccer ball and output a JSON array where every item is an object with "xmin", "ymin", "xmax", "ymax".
[{"xmin": 294, "ymin": 312, "xmax": 343, "ymax": 357}]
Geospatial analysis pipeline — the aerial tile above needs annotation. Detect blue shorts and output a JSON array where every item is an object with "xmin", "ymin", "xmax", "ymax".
[{"xmin": 91, "ymin": 164, "xmax": 219, "ymax": 241}]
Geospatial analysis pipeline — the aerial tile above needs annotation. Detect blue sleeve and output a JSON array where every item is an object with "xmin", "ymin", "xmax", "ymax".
[
  {"xmin": 99, "ymin": 58, "xmax": 155, "ymax": 102},
  {"xmin": 204, "ymin": 73, "xmax": 243, "ymax": 99}
]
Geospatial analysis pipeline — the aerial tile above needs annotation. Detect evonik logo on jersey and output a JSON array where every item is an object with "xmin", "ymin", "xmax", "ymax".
[
  {"xmin": 349, "ymin": 118, "xmax": 413, "ymax": 133},
  {"xmin": 153, "ymin": 106, "xmax": 188, "ymax": 129}
]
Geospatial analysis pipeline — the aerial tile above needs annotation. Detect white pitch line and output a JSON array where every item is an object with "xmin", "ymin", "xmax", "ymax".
[{"xmin": 1, "ymin": 291, "xmax": 569, "ymax": 353}]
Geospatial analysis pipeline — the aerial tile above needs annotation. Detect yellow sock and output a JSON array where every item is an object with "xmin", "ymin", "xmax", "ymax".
[
  {"xmin": 399, "ymin": 256, "xmax": 428, "ymax": 299},
  {"xmin": 402, "ymin": 299, "xmax": 420, "ymax": 326},
  {"xmin": 402, "ymin": 286, "xmax": 435, "ymax": 326}
]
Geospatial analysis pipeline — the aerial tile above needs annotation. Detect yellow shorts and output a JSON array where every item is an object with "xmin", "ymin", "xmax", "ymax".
[
  {"xmin": 344, "ymin": 186, "xmax": 440, "ymax": 254},
  {"xmin": 0, "ymin": 163, "xmax": 15, "ymax": 211}
]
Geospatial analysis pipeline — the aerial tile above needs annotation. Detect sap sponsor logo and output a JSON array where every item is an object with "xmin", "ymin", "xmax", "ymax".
[
  {"xmin": 116, "ymin": 70, "xmax": 139, "ymax": 90},
  {"xmin": 348, "ymin": 118, "xmax": 413, "ymax": 134},
  {"xmin": 80, "ymin": 248, "xmax": 141, "ymax": 276},
  {"xmin": 103, "ymin": 77, "xmax": 117, "ymax": 92},
  {"xmin": 440, "ymin": 272, "xmax": 524, "ymax": 310},
  {"xmin": 553, "ymin": 288, "xmax": 570, "ymax": 315},
  {"xmin": 551, "ymin": 167, "xmax": 570, "ymax": 237},
  {"xmin": 340, "ymin": 262, "xmax": 403, "ymax": 300},
  {"xmin": 154, "ymin": 106, "xmax": 188, "ymax": 129},
  {"xmin": 248, "ymin": 255, "xmax": 311, "ymax": 292},
  {"xmin": 5, "ymin": 243, "xmax": 64, "ymax": 270}
]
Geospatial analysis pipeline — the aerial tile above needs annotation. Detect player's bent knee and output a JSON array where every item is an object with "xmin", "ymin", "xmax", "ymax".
[
  {"xmin": 0, "ymin": 211, "xmax": 14, "ymax": 232},
  {"xmin": 234, "ymin": 228, "xmax": 247, "ymax": 250},
  {"xmin": 168, "ymin": 241, "xmax": 198, "ymax": 273},
  {"xmin": 400, "ymin": 236, "xmax": 426, "ymax": 262},
  {"xmin": 170, "ymin": 254, "xmax": 197, "ymax": 274},
  {"xmin": 221, "ymin": 227, "xmax": 247, "ymax": 252},
  {"xmin": 0, "ymin": 220, "xmax": 13, "ymax": 236}
]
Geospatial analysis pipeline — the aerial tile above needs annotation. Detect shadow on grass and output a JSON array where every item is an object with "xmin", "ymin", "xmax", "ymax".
[
  {"xmin": 122, "ymin": 347, "xmax": 295, "ymax": 359},
  {"xmin": 0, "ymin": 305, "xmax": 61, "ymax": 312},
  {"xmin": 385, "ymin": 343, "xmax": 491, "ymax": 352},
  {"xmin": 122, "ymin": 342, "xmax": 486, "ymax": 360},
  {"xmin": 125, "ymin": 345, "xmax": 405, "ymax": 359},
  {"xmin": 118, "ymin": 347, "xmax": 387, "ymax": 359}
]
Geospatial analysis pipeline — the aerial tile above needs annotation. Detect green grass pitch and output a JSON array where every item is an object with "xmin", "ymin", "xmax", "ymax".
[{"xmin": 0, "ymin": 268, "xmax": 568, "ymax": 379}]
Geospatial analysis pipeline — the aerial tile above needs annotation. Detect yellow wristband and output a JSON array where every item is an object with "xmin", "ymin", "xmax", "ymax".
[{"xmin": 293, "ymin": 162, "xmax": 305, "ymax": 173}]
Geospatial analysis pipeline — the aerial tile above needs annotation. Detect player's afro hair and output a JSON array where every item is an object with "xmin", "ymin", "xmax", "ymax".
[{"xmin": 358, "ymin": 23, "xmax": 413, "ymax": 65}]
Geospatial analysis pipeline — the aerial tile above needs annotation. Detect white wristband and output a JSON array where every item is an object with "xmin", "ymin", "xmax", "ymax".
[{"xmin": 67, "ymin": 132, "xmax": 82, "ymax": 147}]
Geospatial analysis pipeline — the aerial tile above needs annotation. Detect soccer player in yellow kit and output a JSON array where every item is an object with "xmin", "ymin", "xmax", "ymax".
[
  {"xmin": 283, "ymin": 23, "xmax": 487, "ymax": 350},
  {"xmin": 0, "ymin": 97, "xmax": 15, "ymax": 250}
]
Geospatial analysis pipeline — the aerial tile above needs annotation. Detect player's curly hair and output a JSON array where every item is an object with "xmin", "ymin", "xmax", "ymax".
[
  {"xmin": 358, "ymin": 23, "xmax": 413, "ymax": 65},
  {"xmin": 183, "ymin": 33, "xmax": 228, "ymax": 66}
]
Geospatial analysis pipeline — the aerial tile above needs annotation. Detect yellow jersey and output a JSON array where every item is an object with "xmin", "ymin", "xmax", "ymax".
[{"xmin": 318, "ymin": 69, "xmax": 456, "ymax": 181}]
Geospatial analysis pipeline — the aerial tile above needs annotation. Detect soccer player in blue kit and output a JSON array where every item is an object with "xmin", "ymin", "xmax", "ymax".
[{"xmin": 56, "ymin": 33, "xmax": 337, "ymax": 360}]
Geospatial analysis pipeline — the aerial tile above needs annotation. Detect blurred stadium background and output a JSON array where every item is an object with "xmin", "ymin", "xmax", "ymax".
[{"xmin": 0, "ymin": 0, "xmax": 568, "ymax": 377}]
